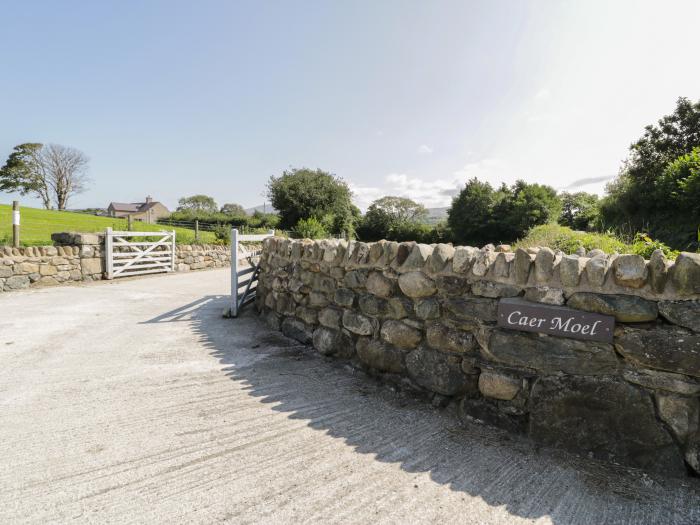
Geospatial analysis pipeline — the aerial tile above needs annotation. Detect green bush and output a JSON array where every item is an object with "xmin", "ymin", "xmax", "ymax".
[
  {"xmin": 291, "ymin": 217, "xmax": 329, "ymax": 239},
  {"xmin": 514, "ymin": 224, "xmax": 628, "ymax": 254},
  {"xmin": 629, "ymin": 233, "xmax": 679, "ymax": 259}
]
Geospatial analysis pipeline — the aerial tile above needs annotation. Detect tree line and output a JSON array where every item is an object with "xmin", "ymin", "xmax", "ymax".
[{"xmin": 267, "ymin": 97, "xmax": 699, "ymax": 252}]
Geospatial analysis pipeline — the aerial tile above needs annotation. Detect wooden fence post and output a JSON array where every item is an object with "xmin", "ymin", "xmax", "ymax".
[
  {"xmin": 195, "ymin": 219, "xmax": 199, "ymax": 242},
  {"xmin": 127, "ymin": 215, "xmax": 133, "ymax": 231},
  {"xmin": 12, "ymin": 201, "xmax": 20, "ymax": 248},
  {"xmin": 105, "ymin": 227, "xmax": 114, "ymax": 279}
]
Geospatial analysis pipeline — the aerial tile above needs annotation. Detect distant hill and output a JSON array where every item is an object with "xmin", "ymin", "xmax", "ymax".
[
  {"xmin": 245, "ymin": 204, "xmax": 278, "ymax": 215},
  {"xmin": 425, "ymin": 207, "xmax": 448, "ymax": 224}
]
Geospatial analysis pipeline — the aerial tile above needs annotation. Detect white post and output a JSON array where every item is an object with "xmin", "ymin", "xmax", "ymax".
[
  {"xmin": 105, "ymin": 227, "xmax": 114, "ymax": 279},
  {"xmin": 231, "ymin": 228, "xmax": 239, "ymax": 317},
  {"xmin": 170, "ymin": 230, "xmax": 176, "ymax": 272}
]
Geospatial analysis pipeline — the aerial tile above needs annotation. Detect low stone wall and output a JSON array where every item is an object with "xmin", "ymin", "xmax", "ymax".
[
  {"xmin": 0, "ymin": 232, "xmax": 231, "ymax": 292},
  {"xmin": 257, "ymin": 237, "xmax": 700, "ymax": 477}
]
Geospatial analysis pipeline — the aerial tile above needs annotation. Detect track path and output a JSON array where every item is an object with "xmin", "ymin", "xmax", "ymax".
[{"xmin": 1, "ymin": 269, "xmax": 698, "ymax": 524}]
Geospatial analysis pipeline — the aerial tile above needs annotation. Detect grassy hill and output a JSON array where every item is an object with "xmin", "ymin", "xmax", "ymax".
[{"xmin": 0, "ymin": 204, "xmax": 217, "ymax": 246}]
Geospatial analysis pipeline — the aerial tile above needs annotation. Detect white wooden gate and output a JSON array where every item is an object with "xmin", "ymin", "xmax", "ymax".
[
  {"xmin": 230, "ymin": 228, "xmax": 275, "ymax": 317},
  {"xmin": 105, "ymin": 227, "xmax": 176, "ymax": 279}
]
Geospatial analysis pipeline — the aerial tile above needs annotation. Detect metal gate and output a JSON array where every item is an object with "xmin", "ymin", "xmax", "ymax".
[
  {"xmin": 230, "ymin": 228, "xmax": 275, "ymax": 317},
  {"xmin": 105, "ymin": 227, "xmax": 176, "ymax": 279}
]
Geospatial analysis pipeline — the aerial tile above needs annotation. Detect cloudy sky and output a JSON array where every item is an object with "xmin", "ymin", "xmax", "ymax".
[{"xmin": 1, "ymin": 0, "xmax": 699, "ymax": 211}]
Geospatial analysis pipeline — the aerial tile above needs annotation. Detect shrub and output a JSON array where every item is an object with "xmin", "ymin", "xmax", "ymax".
[
  {"xmin": 514, "ymin": 224, "xmax": 628, "ymax": 254},
  {"xmin": 291, "ymin": 217, "xmax": 329, "ymax": 239},
  {"xmin": 629, "ymin": 233, "xmax": 679, "ymax": 259}
]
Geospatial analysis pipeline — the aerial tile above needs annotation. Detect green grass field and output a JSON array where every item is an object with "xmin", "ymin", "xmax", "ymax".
[{"xmin": 0, "ymin": 204, "xmax": 218, "ymax": 246}]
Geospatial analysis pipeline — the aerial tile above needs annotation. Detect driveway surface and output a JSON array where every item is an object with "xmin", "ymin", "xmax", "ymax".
[{"xmin": 1, "ymin": 268, "xmax": 699, "ymax": 524}]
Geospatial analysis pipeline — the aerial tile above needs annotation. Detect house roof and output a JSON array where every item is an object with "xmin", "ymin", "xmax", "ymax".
[{"xmin": 108, "ymin": 200, "xmax": 169, "ymax": 213}]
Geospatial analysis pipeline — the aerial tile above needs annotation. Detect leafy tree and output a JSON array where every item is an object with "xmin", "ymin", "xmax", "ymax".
[
  {"xmin": 177, "ymin": 194, "xmax": 218, "ymax": 215},
  {"xmin": 358, "ymin": 196, "xmax": 428, "ymax": 241},
  {"xmin": 0, "ymin": 143, "xmax": 89, "ymax": 209},
  {"xmin": 220, "ymin": 203, "xmax": 247, "ymax": 216},
  {"xmin": 448, "ymin": 178, "xmax": 560, "ymax": 245},
  {"xmin": 447, "ymin": 178, "xmax": 497, "ymax": 245},
  {"xmin": 267, "ymin": 167, "xmax": 355, "ymax": 235},
  {"xmin": 559, "ymin": 192, "xmax": 600, "ymax": 231},
  {"xmin": 600, "ymin": 97, "xmax": 700, "ymax": 249}
]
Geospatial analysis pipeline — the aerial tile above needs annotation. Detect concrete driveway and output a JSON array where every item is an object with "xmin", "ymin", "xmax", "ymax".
[{"xmin": 1, "ymin": 268, "xmax": 698, "ymax": 524}]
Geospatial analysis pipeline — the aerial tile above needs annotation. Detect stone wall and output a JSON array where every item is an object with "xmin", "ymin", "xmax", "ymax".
[
  {"xmin": 256, "ymin": 237, "xmax": 700, "ymax": 477},
  {"xmin": 0, "ymin": 232, "xmax": 231, "ymax": 292}
]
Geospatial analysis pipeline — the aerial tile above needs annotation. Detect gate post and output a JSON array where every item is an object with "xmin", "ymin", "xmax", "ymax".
[
  {"xmin": 170, "ymin": 230, "xmax": 176, "ymax": 272},
  {"xmin": 230, "ymin": 228, "xmax": 239, "ymax": 317},
  {"xmin": 105, "ymin": 227, "xmax": 114, "ymax": 279}
]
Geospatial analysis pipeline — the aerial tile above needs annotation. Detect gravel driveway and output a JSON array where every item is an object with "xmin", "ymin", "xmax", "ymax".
[{"xmin": 1, "ymin": 268, "xmax": 698, "ymax": 524}]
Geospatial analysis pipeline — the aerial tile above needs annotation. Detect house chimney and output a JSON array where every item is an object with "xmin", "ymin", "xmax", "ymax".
[{"xmin": 145, "ymin": 196, "xmax": 153, "ymax": 203}]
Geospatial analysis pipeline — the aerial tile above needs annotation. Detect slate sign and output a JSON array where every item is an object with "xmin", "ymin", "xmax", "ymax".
[{"xmin": 497, "ymin": 298, "xmax": 615, "ymax": 343}]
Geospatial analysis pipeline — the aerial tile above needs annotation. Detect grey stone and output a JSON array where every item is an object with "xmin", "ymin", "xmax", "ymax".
[
  {"xmin": 452, "ymin": 246, "xmax": 479, "ymax": 273},
  {"xmin": 492, "ymin": 252, "xmax": 513, "ymax": 279},
  {"xmin": 622, "ymin": 368, "xmax": 700, "ymax": 396},
  {"xmin": 670, "ymin": 252, "xmax": 700, "ymax": 296},
  {"xmin": 380, "ymin": 320, "xmax": 422, "ymax": 348},
  {"xmin": 496, "ymin": 244, "xmax": 511, "ymax": 252},
  {"xmin": 656, "ymin": 393, "xmax": 699, "ymax": 442},
  {"xmin": 264, "ymin": 311, "xmax": 281, "ymax": 330},
  {"xmin": 17, "ymin": 262, "xmax": 39, "ymax": 274},
  {"xmin": 342, "ymin": 310, "xmax": 374, "ymax": 336},
  {"xmin": 613, "ymin": 254, "xmax": 647, "ymax": 288},
  {"xmin": 472, "ymin": 250, "xmax": 497, "ymax": 277},
  {"xmin": 659, "ymin": 300, "xmax": 700, "ymax": 332},
  {"xmin": 471, "ymin": 281, "xmax": 521, "ymax": 298},
  {"xmin": 478, "ymin": 370, "xmax": 521, "ymax": 400},
  {"xmin": 529, "ymin": 375, "xmax": 685, "ymax": 476},
  {"xmin": 80, "ymin": 257, "xmax": 103, "ymax": 276},
  {"xmin": 313, "ymin": 275, "xmax": 336, "ymax": 294},
  {"xmin": 295, "ymin": 306, "xmax": 318, "ymax": 325},
  {"xmin": 514, "ymin": 248, "xmax": 533, "ymax": 285},
  {"xmin": 401, "ymin": 243, "xmax": 433, "ymax": 271},
  {"xmin": 356, "ymin": 337, "xmax": 407, "ymax": 374},
  {"xmin": 428, "ymin": 243, "xmax": 454, "ymax": 273},
  {"xmin": 460, "ymin": 398, "xmax": 528, "ymax": 434},
  {"xmin": 686, "ymin": 432, "xmax": 700, "ymax": 475},
  {"xmin": 585, "ymin": 255, "xmax": 609, "ymax": 287},
  {"xmin": 5, "ymin": 275, "xmax": 30, "ymax": 290},
  {"xmin": 435, "ymin": 275, "xmax": 469, "ymax": 297},
  {"xmin": 344, "ymin": 269, "xmax": 368, "ymax": 289},
  {"xmin": 587, "ymin": 248, "xmax": 605, "ymax": 258},
  {"xmin": 648, "ymin": 249, "xmax": 670, "ymax": 294},
  {"xmin": 358, "ymin": 294, "xmax": 386, "ymax": 317},
  {"xmin": 281, "ymin": 317, "xmax": 313, "ymax": 344},
  {"xmin": 560, "ymin": 255, "xmax": 586, "ymax": 287},
  {"xmin": 524, "ymin": 286, "xmax": 565, "ymax": 305},
  {"xmin": 534, "ymin": 248, "xmax": 555, "ymax": 283},
  {"xmin": 425, "ymin": 323, "xmax": 475, "ymax": 354},
  {"xmin": 333, "ymin": 288, "xmax": 355, "ymax": 307},
  {"xmin": 0, "ymin": 267, "xmax": 12, "ymax": 278},
  {"xmin": 365, "ymin": 271, "xmax": 394, "ymax": 298},
  {"xmin": 385, "ymin": 297, "xmax": 413, "ymax": 319},
  {"xmin": 486, "ymin": 329, "xmax": 618, "ymax": 375},
  {"xmin": 394, "ymin": 242, "xmax": 414, "ymax": 267},
  {"xmin": 312, "ymin": 327, "xmax": 354, "ymax": 358},
  {"xmin": 397, "ymin": 272, "xmax": 436, "ymax": 298},
  {"xmin": 444, "ymin": 297, "xmax": 498, "ymax": 323},
  {"xmin": 567, "ymin": 292, "xmax": 658, "ymax": 323},
  {"xmin": 406, "ymin": 345, "xmax": 478, "ymax": 396},
  {"xmin": 575, "ymin": 247, "xmax": 587, "ymax": 257},
  {"xmin": 414, "ymin": 298, "xmax": 440, "ymax": 320},
  {"xmin": 615, "ymin": 326, "xmax": 700, "ymax": 378},
  {"xmin": 308, "ymin": 292, "xmax": 330, "ymax": 308}
]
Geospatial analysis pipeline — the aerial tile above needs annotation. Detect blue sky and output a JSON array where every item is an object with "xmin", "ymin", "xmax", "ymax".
[{"xmin": 1, "ymin": 0, "xmax": 699, "ymax": 211}]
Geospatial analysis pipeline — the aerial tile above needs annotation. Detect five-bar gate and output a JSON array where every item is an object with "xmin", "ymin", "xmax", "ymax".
[
  {"xmin": 105, "ymin": 228, "xmax": 176, "ymax": 279},
  {"xmin": 230, "ymin": 228, "xmax": 275, "ymax": 317}
]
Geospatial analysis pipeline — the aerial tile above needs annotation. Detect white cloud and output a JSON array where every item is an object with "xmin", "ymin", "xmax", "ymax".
[
  {"xmin": 417, "ymin": 144, "xmax": 434, "ymax": 154},
  {"xmin": 350, "ymin": 157, "xmax": 517, "ymax": 210},
  {"xmin": 534, "ymin": 87, "xmax": 551, "ymax": 101}
]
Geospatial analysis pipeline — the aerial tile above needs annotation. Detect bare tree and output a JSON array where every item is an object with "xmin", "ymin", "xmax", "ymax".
[{"xmin": 0, "ymin": 143, "xmax": 90, "ymax": 210}]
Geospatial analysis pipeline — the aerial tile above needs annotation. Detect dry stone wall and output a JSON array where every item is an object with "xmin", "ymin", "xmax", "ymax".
[
  {"xmin": 257, "ymin": 237, "xmax": 700, "ymax": 478},
  {"xmin": 0, "ymin": 232, "xmax": 231, "ymax": 292}
]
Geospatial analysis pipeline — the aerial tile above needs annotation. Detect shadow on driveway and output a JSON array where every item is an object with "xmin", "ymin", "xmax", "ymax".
[{"xmin": 144, "ymin": 295, "xmax": 700, "ymax": 525}]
